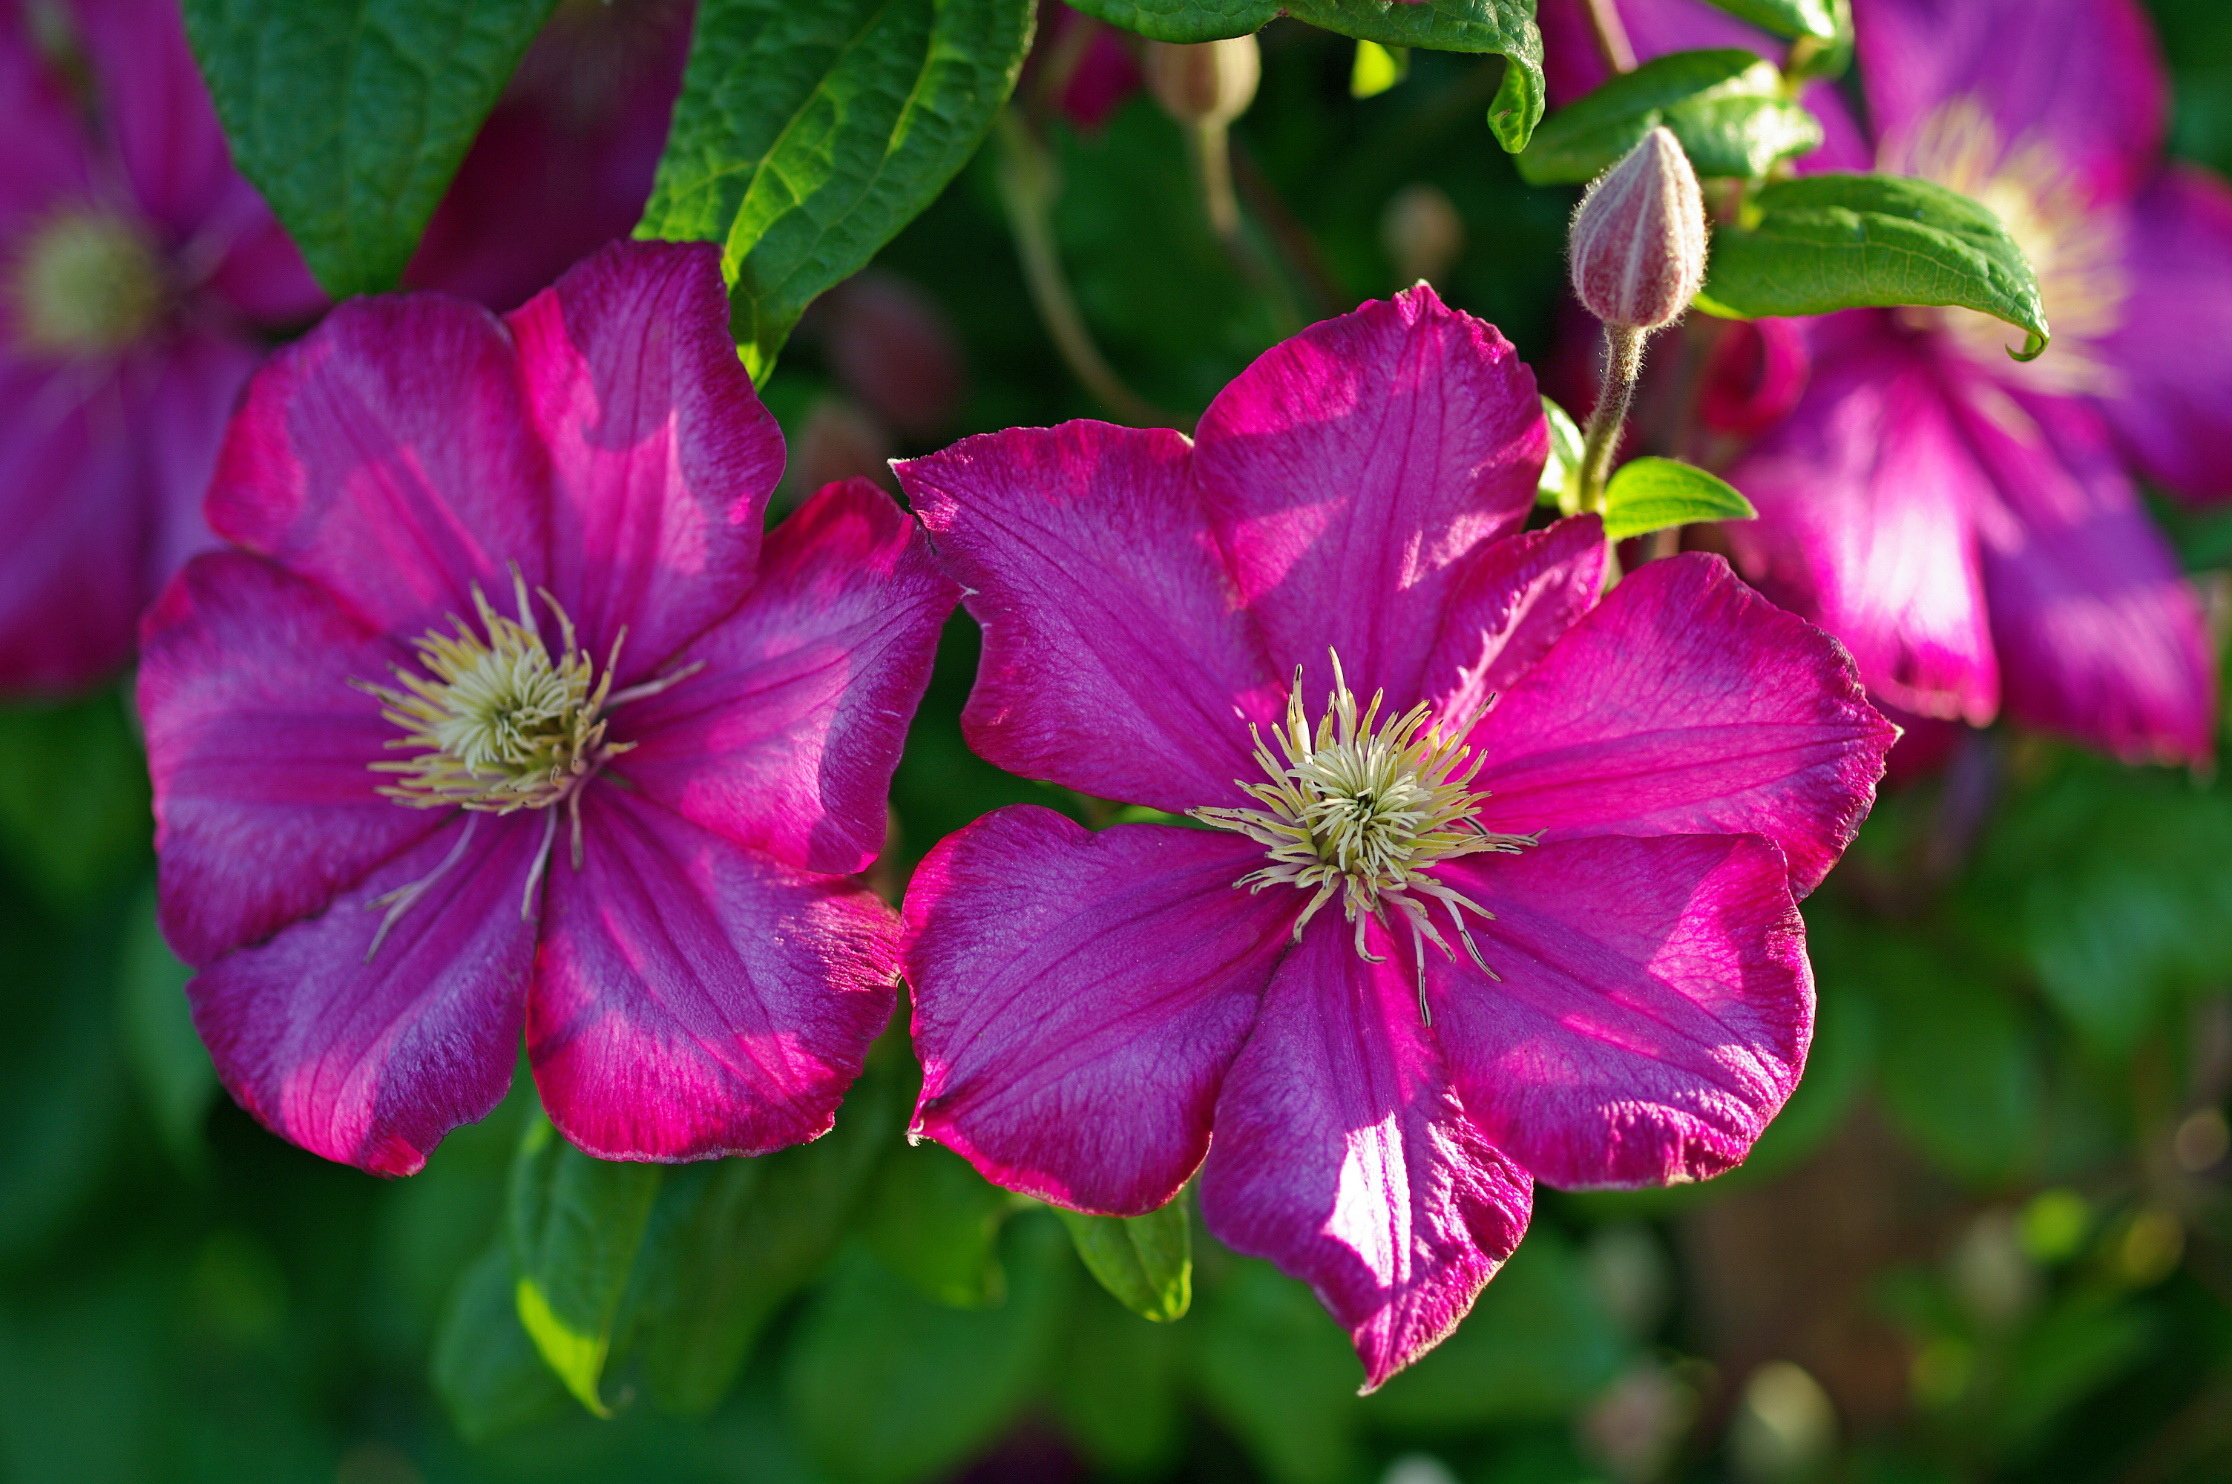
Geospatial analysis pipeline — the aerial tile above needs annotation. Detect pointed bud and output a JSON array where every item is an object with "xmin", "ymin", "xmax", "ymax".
[
  {"xmin": 1142, "ymin": 37, "xmax": 1260, "ymax": 130},
  {"xmin": 1568, "ymin": 127, "xmax": 1708, "ymax": 331}
]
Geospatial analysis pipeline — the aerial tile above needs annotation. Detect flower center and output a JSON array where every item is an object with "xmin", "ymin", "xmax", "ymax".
[
  {"xmin": 1193, "ymin": 652, "xmax": 1536, "ymax": 1015},
  {"xmin": 11, "ymin": 210, "xmax": 165, "ymax": 356},
  {"xmin": 1883, "ymin": 97, "xmax": 2128, "ymax": 396}
]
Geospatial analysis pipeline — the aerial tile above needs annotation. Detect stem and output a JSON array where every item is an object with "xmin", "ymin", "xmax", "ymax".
[
  {"xmin": 1188, "ymin": 121, "xmax": 1303, "ymax": 334},
  {"xmin": 996, "ymin": 115, "xmax": 1178, "ymax": 430},
  {"xmin": 1577, "ymin": 323, "xmax": 1647, "ymax": 512},
  {"xmin": 1581, "ymin": 0, "xmax": 1637, "ymax": 74},
  {"xmin": 1230, "ymin": 140, "xmax": 1344, "ymax": 318}
]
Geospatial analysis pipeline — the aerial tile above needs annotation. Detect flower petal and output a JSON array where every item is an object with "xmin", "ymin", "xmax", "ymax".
[
  {"xmin": 1194, "ymin": 286, "xmax": 1547, "ymax": 708},
  {"xmin": 897, "ymin": 423, "xmax": 1280, "ymax": 813},
  {"xmin": 206, "ymin": 293, "xmax": 550, "ymax": 635},
  {"xmin": 1960, "ymin": 383, "xmax": 2218, "ymax": 766},
  {"xmin": 1856, "ymin": 0, "xmax": 2165, "ymax": 205},
  {"xmin": 903, "ymin": 806, "xmax": 1292, "ymax": 1215},
  {"xmin": 2096, "ymin": 164, "xmax": 2232, "ymax": 502},
  {"xmin": 1421, "ymin": 516, "xmax": 1608, "ymax": 725},
  {"xmin": 140, "ymin": 551, "xmax": 439, "ymax": 967},
  {"xmin": 1430, "ymin": 835, "xmax": 1811, "ymax": 1190},
  {"xmin": 1198, "ymin": 920, "xmax": 1533, "ymax": 1391},
  {"xmin": 614, "ymin": 478, "xmax": 957, "ymax": 877},
  {"xmin": 530, "ymin": 789, "xmax": 899, "ymax": 1162},
  {"xmin": 1470, "ymin": 554, "xmax": 1895, "ymax": 896},
  {"xmin": 188, "ymin": 810, "xmax": 543, "ymax": 1177},
  {"xmin": 1722, "ymin": 318, "xmax": 2000, "ymax": 725},
  {"xmin": 510, "ymin": 241, "xmax": 784, "ymax": 677}
]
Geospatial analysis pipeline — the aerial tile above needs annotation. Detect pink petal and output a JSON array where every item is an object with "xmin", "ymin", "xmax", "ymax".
[
  {"xmin": 1721, "ymin": 319, "xmax": 2000, "ymax": 725},
  {"xmin": 139, "ymin": 551, "xmax": 440, "ymax": 967},
  {"xmin": 138, "ymin": 331, "xmax": 260, "ymax": 598},
  {"xmin": 529, "ymin": 789, "xmax": 900, "ymax": 1162},
  {"xmin": 1198, "ymin": 920, "xmax": 1533, "ymax": 1391},
  {"xmin": 903, "ymin": 806, "xmax": 1294, "ymax": 1215},
  {"xmin": 188, "ymin": 810, "xmax": 544, "ymax": 1176},
  {"xmin": 206, "ymin": 293, "xmax": 551, "ymax": 636},
  {"xmin": 1959, "ymin": 383, "xmax": 2218, "ymax": 766},
  {"xmin": 1193, "ymin": 286, "xmax": 1546, "ymax": 708},
  {"xmin": 1469, "ymin": 554, "xmax": 1896, "ymax": 897},
  {"xmin": 1856, "ymin": 0, "xmax": 2165, "ymax": 206},
  {"xmin": 1422, "ymin": 516, "xmax": 1608, "ymax": 724},
  {"xmin": 613, "ymin": 478, "xmax": 958, "ymax": 877},
  {"xmin": 897, "ymin": 423, "xmax": 1281, "ymax": 813},
  {"xmin": 2096, "ymin": 165, "xmax": 2232, "ymax": 502},
  {"xmin": 66, "ymin": 0, "xmax": 238, "ymax": 238},
  {"xmin": 0, "ymin": 15, "xmax": 94, "ymax": 233},
  {"xmin": 1430, "ymin": 835, "xmax": 1811, "ymax": 1190},
  {"xmin": 509, "ymin": 241, "xmax": 783, "ymax": 678}
]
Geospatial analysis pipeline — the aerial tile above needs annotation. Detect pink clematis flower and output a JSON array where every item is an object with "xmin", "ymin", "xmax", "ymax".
[
  {"xmin": 894, "ymin": 288, "xmax": 1895, "ymax": 1386},
  {"xmin": 1550, "ymin": 0, "xmax": 2227, "ymax": 766},
  {"xmin": 137, "ymin": 240, "xmax": 957, "ymax": 1176},
  {"xmin": 0, "ymin": 0, "xmax": 323, "ymax": 693}
]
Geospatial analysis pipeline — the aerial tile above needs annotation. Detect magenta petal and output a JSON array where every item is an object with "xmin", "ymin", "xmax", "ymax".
[
  {"xmin": 1432, "ymin": 835, "xmax": 1810, "ymax": 1190},
  {"xmin": 207, "ymin": 294, "xmax": 551, "ymax": 634},
  {"xmin": 1422, "ymin": 516, "xmax": 1608, "ymax": 723},
  {"xmin": 68, "ymin": 0, "xmax": 238, "ymax": 236},
  {"xmin": 530, "ymin": 790, "xmax": 900, "ymax": 1162},
  {"xmin": 1721, "ymin": 323, "xmax": 2000, "ymax": 725},
  {"xmin": 189, "ymin": 811, "xmax": 543, "ymax": 1176},
  {"xmin": 1193, "ymin": 286, "xmax": 1546, "ymax": 707},
  {"xmin": 1856, "ymin": 0, "xmax": 2166, "ymax": 204},
  {"xmin": 1959, "ymin": 385, "xmax": 2218, "ymax": 766},
  {"xmin": 510, "ymin": 242, "xmax": 784, "ymax": 676},
  {"xmin": 1471, "ymin": 554, "xmax": 1895, "ymax": 897},
  {"xmin": 903, "ymin": 807, "xmax": 1293, "ymax": 1214},
  {"xmin": 1198, "ymin": 920, "xmax": 1533, "ymax": 1391},
  {"xmin": 897, "ymin": 424, "xmax": 1280, "ymax": 813},
  {"xmin": 140, "ymin": 552, "xmax": 441, "ymax": 967},
  {"xmin": 2096, "ymin": 165, "xmax": 2232, "ymax": 502},
  {"xmin": 615, "ymin": 478, "xmax": 958, "ymax": 877}
]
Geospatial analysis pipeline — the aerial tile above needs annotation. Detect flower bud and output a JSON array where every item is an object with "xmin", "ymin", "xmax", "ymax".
[
  {"xmin": 1380, "ymin": 182, "xmax": 1465, "ymax": 287},
  {"xmin": 1142, "ymin": 37, "xmax": 1260, "ymax": 130},
  {"xmin": 1568, "ymin": 127, "xmax": 1707, "ymax": 331}
]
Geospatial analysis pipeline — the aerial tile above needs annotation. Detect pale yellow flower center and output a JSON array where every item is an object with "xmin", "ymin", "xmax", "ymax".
[{"xmin": 11, "ymin": 210, "xmax": 165, "ymax": 356}]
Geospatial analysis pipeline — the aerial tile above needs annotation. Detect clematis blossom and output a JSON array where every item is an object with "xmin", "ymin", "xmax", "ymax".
[
  {"xmin": 895, "ymin": 288, "xmax": 1894, "ymax": 1386},
  {"xmin": 1549, "ymin": 0, "xmax": 2227, "ymax": 766},
  {"xmin": 138, "ymin": 240, "xmax": 957, "ymax": 1176},
  {"xmin": 0, "ymin": 0, "xmax": 323, "ymax": 693}
]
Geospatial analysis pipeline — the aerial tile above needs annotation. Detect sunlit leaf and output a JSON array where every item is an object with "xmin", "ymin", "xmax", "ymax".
[
  {"xmin": 1056, "ymin": 1199, "xmax": 1192, "ymax": 1322},
  {"xmin": 1518, "ymin": 49, "xmax": 1820, "ymax": 184},
  {"xmin": 1601, "ymin": 456, "xmax": 1757, "ymax": 541}
]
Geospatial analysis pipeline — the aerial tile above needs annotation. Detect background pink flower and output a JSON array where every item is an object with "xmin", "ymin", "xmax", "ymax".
[
  {"xmin": 895, "ymin": 288, "xmax": 1895, "ymax": 1387},
  {"xmin": 0, "ymin": 0, "xmax": 323, "ymax": 694},
  {"xmin": 137, "ymin": 241, "xmax": 957, "ymax": 1176}
]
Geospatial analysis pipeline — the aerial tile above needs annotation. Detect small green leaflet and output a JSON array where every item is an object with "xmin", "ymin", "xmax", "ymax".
[
  {"xmin": 182, "ymin": 0, "xmax": 557, "ymax": 298},
  {"xmin": 506, "ymin": 1111, "xmax": 664, "ymax": 1416},
  {"xmin": 1698, "ymin": 172, "xmax": 2052, "ymax": 360},
  {"xmin": 640, "ymin": 0, "xmax": 1035, "ymax": 384},
  {"xmin": 1699, "ymin": 0, "xmax": 1842, "ymax": 41},
  {"xmin": 1601, "ymin": 457, "xmax": 1755, "ymax": 542},
  {"xmin": 1057, "ymin": 1199, "xmax": 1194, "ymax": 1322},
  {"xmin": 1518, "ymin": 49, "xmax": 1821, "ymax": 185},
  {"xmin": 1537, "ymin": 395, "xmax": 1585, "ymax": 514}
]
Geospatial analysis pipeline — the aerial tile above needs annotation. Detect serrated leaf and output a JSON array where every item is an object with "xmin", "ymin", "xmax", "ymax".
[
  {"xmin": 1064, "ymin": 0, "xmax": 1276, "ymax": 41},
  {"xmin": 1285, "ymin": 1, "xmax": 1543, "ymax": 149},
  {"xmin": 1518, "ymin": 49, "xmax": 1820, "ymax": 184},
  {"xmin": 1537, "ymin": 395, "xmax": 1584, "ymax": 512},
  {"xmin": 640, "ymin": 0, "xmax": 1035, "ymax": 382},
  {"xmin": 1057, "ymin": 1199, "xmax": 1192, "ymax": 1322},
  {"xmin": 1601, "ymin": 457, "xmax": 1756, "ymax": 540},
  {"xmin": 182, "ymin": 0, "xmax": 557, "ymax": 298},
  {"xmin": 431, "ymin": 1242, "xmax": 570, "ymax": 1445},
  {"xmin": 1700, "ymin": 0, "xmax": 1841, "ymax": 41},
  {"xmin": 506, "ymin": 1111, "xmax": 663, "ymax": 1416},
  {"xmin": 1700, "ymin": 172, "xmax": 2051, "ymax": 359}
]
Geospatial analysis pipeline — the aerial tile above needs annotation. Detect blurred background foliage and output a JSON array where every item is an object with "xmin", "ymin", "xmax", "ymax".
[{"xmin": 5, "ymin": 5, "xmax": 2232, "ymax": 1483}]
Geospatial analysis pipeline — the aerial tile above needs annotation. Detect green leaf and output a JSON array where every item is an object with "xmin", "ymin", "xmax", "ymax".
[
  {"xmin": 629, "ymin": 1068, "xmax": 895, "ymax": 1417},
  {"xmin": 1190, "ymin": 1260, "xmax": 1364, "ymax": 1484},
  {"xmin": 1517, "ymin": 49, "xmax": 1821, "ymax": 184},
  {"xmin": 431, "ymin": 1242, "xmax": 570, "ymax": 1445},
  {"xmin": 506, "ymin": 1111, "xmax": 664, "ymax": 1416},
  {"xmin": 1056, "ymin": 1199, "xmax": 1192, "ymax": 1322},
  {"xmin": 1601, "ymin": 456, "xmax": 1756, "ymax": 541},
  {"xmin": 1868, "ymin": 940, "xmax": 2042, "ymax": 1185},
  {"xmin": 1350, "ymin": 40, "xmax": 1408, "ymax": 98},
  {"xmin": 0, "ymin": 694, "xmax": 152, "ymax": 912},
  {"xmin": 865, "ymin": 1142, "xmax": 1018, "ymax": 1308},
  {"xmin": 1063, "ymin": 0, "xmax": 1276, "ymax": 41},
  {"xmin": 1699, "ymin": 0, "xmax": 1842, "ymax": 41},
  {"xmin": 640, "ymin": 0, "xmax": 1036, "ymax": 382},
  {"xmin": 1537, "ymin": 395, "xmax": 1585, "ymax": 513},
  {"xmin": 181, "ymin": 0, "xmax": 558, "ymax": 298},
  {"xmin": 116, "ymin": 887, "xmax": 214, "ymax": 1172},
  {"xmin": 1283, "ymin": 1, "xmax": 1544, "ymax": 150},
  {"xmin": 786, "ymin": 1217, "xmax": 1071, "ymax": 1484},
  {"xmin": 1699, "ymin": 172, "xmax": 2052, "ymax": 360}
]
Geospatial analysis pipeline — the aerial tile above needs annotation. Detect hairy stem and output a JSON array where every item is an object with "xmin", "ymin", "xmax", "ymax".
[{"xmin": 1578, "ymin": 323, "xmax": 1647, "ymax": 512}]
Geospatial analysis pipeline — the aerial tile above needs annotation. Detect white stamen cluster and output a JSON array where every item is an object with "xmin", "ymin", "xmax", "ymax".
[{"xmin": 1194, "ymin": 654, "xmax": 1536, "ymax": 1018}]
